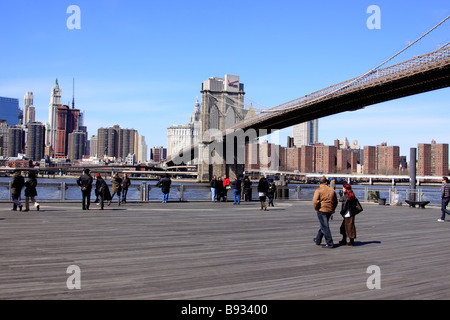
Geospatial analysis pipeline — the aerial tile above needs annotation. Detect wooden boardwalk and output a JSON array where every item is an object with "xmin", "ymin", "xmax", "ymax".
[{"xmin": 0, "ymin": 199, "xmax": 449, "ymax": 300}]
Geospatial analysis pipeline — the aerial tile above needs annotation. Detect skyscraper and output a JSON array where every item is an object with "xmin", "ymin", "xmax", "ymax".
[
  {"xmin": 54, "ymin": 105, "xmax": 80, "ymax": 158},
  {"xmin": 26, "ymin": 122, "xmax": 45, "ymax": 161},
  {"xmin": 418, "ymin": 141, "xmax": 449, "ymax": 176},
  {"xmin": 68, "ymin": 130, "xmax": 87, "ymax": 161},
  {"xmin": 46, "ymin": 79, "xmax": 62, "ymax": 150},
  {"xmin": 23, "ymin": 92, "xmax": 35, "ymax": 125},
  {"xmin": 0, "ymin": 97, "xmax": 19, "ymax": 125},
  {"xmin": 292, "ymin": 119, "xmax": 318, "ymax": 147},
  {"xmin": 7, "ymin": 127, "xmax": 24, "ymax": 157}
]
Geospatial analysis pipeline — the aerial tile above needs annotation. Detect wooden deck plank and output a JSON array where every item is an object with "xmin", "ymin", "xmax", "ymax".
[{"xmin": 0, "ymin": 200, "xmax": 449, "ymax": 300}]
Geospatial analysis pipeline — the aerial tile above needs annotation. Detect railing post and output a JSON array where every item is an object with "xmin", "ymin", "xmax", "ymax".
[
  {"xmin": 61, "ymin": 182, "xmax": 66, "ymax": 201},
  {"xmin": 180, "ymin": 184, "xmax": 184, "ymax": 201}
]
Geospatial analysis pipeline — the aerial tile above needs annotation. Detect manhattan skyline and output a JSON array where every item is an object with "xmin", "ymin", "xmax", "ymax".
[{"xmin": 1, "ymin": 1, "xmax": 449, "ymax": 160}]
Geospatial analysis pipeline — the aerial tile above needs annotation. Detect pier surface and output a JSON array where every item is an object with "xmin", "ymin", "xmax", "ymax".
[{"xmin": 0, "ymin": 199, "xmax": 449, "ymax": 300}]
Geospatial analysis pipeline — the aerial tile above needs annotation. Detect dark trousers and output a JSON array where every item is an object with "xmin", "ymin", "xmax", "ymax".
[
  {"xmin": 81, "ymin": 189, "xmax": 91, "ymax": 210},
  {"xmin": 122, "ymin": 188, "xmax": 128, "ymax": 202},
  {"xmin": 441, "ymin": 198, "xmax": 450, "ymax": 220},
  {"xmin": 315, "ymin": 211, "xmax": 334, "ymax": 246}
]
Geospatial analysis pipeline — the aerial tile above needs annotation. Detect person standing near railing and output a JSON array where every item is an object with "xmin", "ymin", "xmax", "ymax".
[
  {"xmin": 24, "ymin": 171, "xmax": 39, "ymax": 212},
  {"xmin": 438, "ymin": 176, "xmax": 450, "ymax": 222},
  {"xmin": 77, "ymin": 168, "xmax": 93, "ymax": 210},
  {"xmin": 10, "ymin": 169, "xmax": 24, "ymax": 211}
]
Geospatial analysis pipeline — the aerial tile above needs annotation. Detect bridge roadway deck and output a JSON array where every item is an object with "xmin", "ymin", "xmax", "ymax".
[{"xmin": 0, "ymin": 199, "xmax": 449, "ymax": 300}]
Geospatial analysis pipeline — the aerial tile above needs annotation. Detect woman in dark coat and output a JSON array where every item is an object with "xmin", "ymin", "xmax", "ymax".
[
  {"xmin": 257, "ymin": 175, "xmax": 269, "ymax": 211},
  {"xmin": 95, "ymin": 173, "xmax": 111, "ymax": 210},
  {"xmin": 339, "ymin": 183, "xmax": 358, "ymax": 246},
  {"xmin": 10, "ymin": 170, "xmax": 25, "ymax": 211},
  {"xmin": 24, "ymin": 171, "xmax": 39, "ymax": 212}
]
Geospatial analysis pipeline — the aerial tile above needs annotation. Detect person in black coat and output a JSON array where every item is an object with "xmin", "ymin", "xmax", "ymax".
[
  {"xmin": 257, "ymin": 175, "xmax": 269, "ymax": 211},
  {"xmin": 95, "ymin": 173, "xmax": 111, "ymax": 210},
  {"xmin": 339, "ymin": 183, "xmax": 358, "ymax": 246},
  {"xmin": 24, "ymin": 171, "xmax": 39, "ymax": 212},
  {"xmin": 77, "ymin": 168, "xmax": 93, "ymax": 210},
  {"xmin": 121, "ymin": 173, "xmax": 131, "ymax": 204},
  {"xmin": 243, "ymin": 176, "xmax": 252, "ymax": 201},
  {"xmin": 10, "ymin": 170, "xmax": 25, "ymax": 211},
  {"xmin": 159, "ymin": 174, "xmax": 172, "ymax": 203},
  {"xmin": 267, "ymin": 180, "xmax": 277, "ymax": 207}
]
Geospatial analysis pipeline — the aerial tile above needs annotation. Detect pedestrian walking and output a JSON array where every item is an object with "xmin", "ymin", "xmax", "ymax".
[
  {"xmin": 95, "ymin": 173, "xmax": 111, "ymax": 210},
  {"xmin": 159, "ymin": 174, "xmax": 171, "ymax": 203},
  {"xmin": 109, "ymin": 172, "xmax": 122, "ymax": 206},
  {"xmin": 438, "ymin": 176, "xmax": 450, "ymax": 222},
  {"xmin": 232, "ymin": 176, "xmax": 242, "ymax": 205},
  {"xmin": 121, "ymin": 173, "xmax": 131, "ymax": 204},
  {"xmin": 210, "ymin": 175, "xmax": 217, "ymax": 202},
  {"xmin": 257, "ymin": 175, "xmax": 269, "ymax": 211},
  {"xmin": 222, "ymin": 175, "xmax": 230, "ymax": 202},
  {"xmin": 339, "ymin": 183, "xmax": 360, "ymax": 246},
  {"xmin": 77, "ymin": 168, "xmax": 93, "ymax": 210},
  {"xmin": 24, "ymin": 171, "xmax": 39, "ymax": 212},
  {"xmin": 312, "ymin": 176, "xmax": 338, "ymax": 248},
  {"xmin": 267, "ymin": 180, "xmax": 277, "ymax": 207},
  {"xmin": 10, "ymin": 169, "xmax": 25, "ymax": 211},
  {"xmin": 243, "ymin": 176, "xmax": 252, "ymax": 201}
]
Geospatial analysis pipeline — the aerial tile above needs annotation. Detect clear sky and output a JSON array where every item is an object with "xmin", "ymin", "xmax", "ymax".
[{"xmin": 1, "ymin": 0, "xmax": 449, "ymax": 160}]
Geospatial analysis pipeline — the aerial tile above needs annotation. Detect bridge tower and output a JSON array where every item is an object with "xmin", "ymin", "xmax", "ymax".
[{"xmin": 198, "ymin": 75, "xmax": 246, "ymax": 182}]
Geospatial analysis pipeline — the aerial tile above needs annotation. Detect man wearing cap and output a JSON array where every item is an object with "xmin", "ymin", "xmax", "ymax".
[{"xmin": 313, "ymin": 176, "xmax": 338, "ymax": 248}]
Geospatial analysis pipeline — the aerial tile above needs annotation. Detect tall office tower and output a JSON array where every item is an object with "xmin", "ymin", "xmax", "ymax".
[
  {"xmin": 7, "ymin": 127, "xmax": 25, "ymax": 157},
  {"xmin": 68, "ymin": 130, "xmax": 87, "ymax": 161},
  {"xmin": 0, "ymin": 97, "xmax": 20, "ymax": 125},
  {"xmin": 97, "ymin": 127, "xmax": 118, "ymax": 158},
  {"xmin": 292, "ymin": 119, "xmax": 318, "ymax": 147},
  {"xmin": 167, "ymin": 98, "xmax": 202, "ymax": 160},
  {"xmin": 89, "ymin": 135, "xmax": 98, "ymax": 157},
  {"xmin": 46, "ymin": 79, "xmax": 62, "ymax": 149},
  {"xmin": 315, "ymin": 145, "xmax": 337, "ymax": 174},
  {"xmin": 118, "ymin": 128, "xmax": 137, "ymax": 160},
  {"xmin": 137, "ymin": 135, "xmax": 148, "ymax": 163},
  {"xmin": 26, "ymin": 122, "xmax": 45, "ymax": 161},
  {"xmin": 54, "ymin": 105, "xmax": 80, "ymax": 158},
  {"xmin": 23, "ymin": 92, "xmax": 34, "ymax": 125}
]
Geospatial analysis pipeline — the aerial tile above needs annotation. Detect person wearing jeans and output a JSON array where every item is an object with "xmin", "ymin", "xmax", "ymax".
[
  {"xmin": 312, "ymin": 176, "xmax": 338, "ymax": 248},
  {"xmin": 438, "ymin": 176, "xmax": 450, "ymax": 222}
]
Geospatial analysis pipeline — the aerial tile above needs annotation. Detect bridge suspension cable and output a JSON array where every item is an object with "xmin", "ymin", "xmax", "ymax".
[{"xmin": 258, "ymin": 15, "xmax": 450, "ymax": 115}]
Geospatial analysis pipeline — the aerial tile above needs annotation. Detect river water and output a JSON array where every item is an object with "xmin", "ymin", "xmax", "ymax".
[{"xmin": 0, "ymin": 177, "xmax": 443, "ymax": 207}]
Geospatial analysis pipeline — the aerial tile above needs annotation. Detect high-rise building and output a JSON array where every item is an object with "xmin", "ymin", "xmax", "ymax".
[
  {"xmin": 418, "ymin": 141, "xmax": 449, "ymax": 176},
  {"xmin": 46, "ymin": 79, "xmax": 62, "ymax": 150},
  {"xmin": 0, "ymin": 97, "xmax": 19, "ymax": 126},
  {"xmin": 89, "ymin": 135, "xmax": 98, "ymax": 157},
  {"xmin": 26, "ymin": 122, "xmax": 45, "ymax": 161},
  {"xmin": 97, "ymin": 127, "xmax": 118, "ymax": 158},
  {"xmin": 137, "ymin": 136, "xmax": 148, "ymax": 163},
  {"xmin": 23, "ymin": 92, "xmax": 35, "ymax": 125},
  {"xmin": 68, "ymin": 130, "xmax": 87, "ymax": 161},
  {"xmin": 54, "ymin": 105, "xmax": 80, "ymax": 158},
  {"xmin": 292, "ymin": 119, "xmax": 318, "ymax": 147},
  {"xmin": 150, "ymin": 146, "xmax": 167, "ymax": 162},
  {"xmin": 167, "ymin": 98, "xmax": 202, "ymax": 160},
  {"xmin": 7, "ymin": 127, "xmax": 24, "ymax": 157},
  {"xmin": 363, "ymin": 146, "xmax": 377, "ymax": 174},
  {"xmin": 376, "ymin": 143, "xmax": 400, "ymax": 175},
  {"xmin": 118, "ymin": 128, "xmax": 137, "ymax": 160}
]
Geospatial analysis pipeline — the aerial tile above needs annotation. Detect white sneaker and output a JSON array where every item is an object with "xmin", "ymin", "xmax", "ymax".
[{"xmin": 437, "ymin": 219, "xmax": 445, "ymax": 222}]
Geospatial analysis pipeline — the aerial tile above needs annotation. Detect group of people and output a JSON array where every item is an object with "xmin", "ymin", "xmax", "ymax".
[
  {"xmin": 312, "ymin": 176, "xmax": 363, "ymax": 248},
  {"xmin": 76, "ymin": 169, "xmax": 131, "ymax": 210},
  {"xmin": 10, "ymin": 169, "xmax": 40, "ymax": 212},
  {"xmin": 209, "ymin": 175, "xmax": 277, "ymax": 208}
]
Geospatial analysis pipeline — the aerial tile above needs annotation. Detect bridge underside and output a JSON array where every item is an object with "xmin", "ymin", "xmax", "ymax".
[{"xmin": 250, "ymin": 64, "xmax": 450, "ymax": 130}]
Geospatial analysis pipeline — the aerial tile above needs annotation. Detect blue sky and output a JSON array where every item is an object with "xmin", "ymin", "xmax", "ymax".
[{"xmin": 1, "ymin": 0, "xmax": 449, "ymax": 160}]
